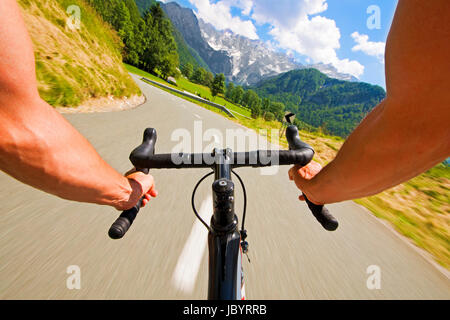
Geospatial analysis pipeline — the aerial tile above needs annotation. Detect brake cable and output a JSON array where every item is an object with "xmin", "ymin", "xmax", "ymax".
[
  {"xmin": 191, "ymin": 171, "xmax": 214, "ymax": 232},
  {"xmin": 232, "ymin": 169, "xmax": 250, "ymax": 262}
]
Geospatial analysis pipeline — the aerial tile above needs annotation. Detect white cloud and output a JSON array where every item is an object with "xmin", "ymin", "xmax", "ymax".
[
  {"xmin": 254, "ymin": 1, "xmax": 364, "ymax": 78},
  {"xmin": 223, "ymin": 0, "xmax": 253, "ymax": 16},
  {"xmin": 252, "ymin": 0, "xmax": 328, "ymax": 28},
  {"xmin": 351, "ymin": 32, "xmax": 385, "ymax": 63},
  {"xmin": 188, "ymin": 0, "xmax": 258, "ymax": 40}
]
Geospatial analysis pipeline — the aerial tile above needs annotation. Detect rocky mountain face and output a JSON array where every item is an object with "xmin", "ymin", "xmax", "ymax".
[
  {"xmin": 198, "ymin": 19, "xmax": 302, "ymax": 86},
  {"xmin": 161, "ymin": 2, "xmax": 232, "ymax": 75}
]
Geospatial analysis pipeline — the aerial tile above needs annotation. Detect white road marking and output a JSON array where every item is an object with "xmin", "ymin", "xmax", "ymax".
[
  {"xmin": 171, "ymin": 195, "xmax": 213, "ymax": 294},
  {"xmin": 193, "ymin": 113, "xmax": 202, "ymax": 119}
]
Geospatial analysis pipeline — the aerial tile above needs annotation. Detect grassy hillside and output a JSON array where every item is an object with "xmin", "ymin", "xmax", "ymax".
[
  {"xmin": 18, "ymin": 0, "xmax": 141, "ymax": 107},
  {"xmin": 355, "ymin": 165, "xmax": 449, "ymax": 269},
  {"xmin": 251, "ymin": 68, "xmax": 386, "ymax": 137}
]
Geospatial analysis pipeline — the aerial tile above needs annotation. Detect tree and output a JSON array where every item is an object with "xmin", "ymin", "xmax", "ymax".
[
  {"xmin": 144, "ymin": 6, "xmax": 177, "ymax": 77},
  {"xmin": 88, "ymin": 0, "xmax": 179, "ymax": 79},
  {"xmin": 269, "ymin": 101, "xmax": 285, "ymax": 121},
  {"xmin": 262, "ymin": 98, "xmax": 271, "ymax": 112},
  {"xmin": 261, "ymin": 98, "xmax": 270, "ymax": 117},
  {"xmin": 231, "ymin": 86, "xmax": 244, "ymax": 104},
  {"xmin": 242, "ymin": 90, "xmax": 251, "ymax": 107},
  {"xmin": 192, "ymin": 67, "xmax": 207, "ymax": 85},
  {"xmin": 225, "ymin": 82, "xmax": 235, "ymax": 100},
  {"xmin": 265, "ymin": 112, "xmax": 275, "ymax": 121},
  {"xmin": 142, "ymin": 4, "xmax": 179, "ymax": 79},
  {"xmin": 242, "ymin": 90, "xmax": 258, "ymax": 107},
  {"xmin": 181, "ymin": 63, "xmax": 194, "ymax": 79},
  {"xmin": 250, "ymin": 98, "xmax": 262, "ymax": 118},
  {"xmin": 205, "ymin": 71, "xmax": 214, "ymax": 87},
  {"xmin": 241, "ymin": 90, "xmax": 261, "ymax": 118},
  {"xmin": 211, "ymin": 73, "xmax": 226, "ymax": 98}
]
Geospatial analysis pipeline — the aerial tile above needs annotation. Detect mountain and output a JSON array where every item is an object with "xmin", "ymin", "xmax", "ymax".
[
  {"xmin": 251, "ymin": 68, "xmax": 386, "ymax": 137},
  {"xmin": 171, "ymin": 26, "xmax": 211, "ymax": 71},
  {"xmin": 18, "ymin": 0, "xmax": 140, "ymax": 107},
  {"xmin": 198, "ymin": 19, "xmax": 302, "ymax": 86},
  {"xmin": 308, "ymin": 63, "xmax": 358, "ymax": 82},
  {"xmin": 161, "ymin": 2, "xmax": 232, "ymax": 75}
]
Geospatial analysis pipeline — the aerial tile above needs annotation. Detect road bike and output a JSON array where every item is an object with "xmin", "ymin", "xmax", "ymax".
[{"xmin": 107, "ymin": 124, "xmax": 338, "ymax": 300}]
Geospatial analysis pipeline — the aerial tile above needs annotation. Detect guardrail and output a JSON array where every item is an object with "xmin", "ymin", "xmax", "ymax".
[{"xmin": 141, "ymin": 77, "xmax": 236, "ymax": 118}]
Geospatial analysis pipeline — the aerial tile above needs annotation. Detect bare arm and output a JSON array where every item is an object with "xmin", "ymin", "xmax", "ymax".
[
  {"xmin": 290, "ymin": 0, "xmax": 450, "ymax": 204},
  {"xmin": 0, "ymin": 0, "xmax": 156, "ymax": 210}
]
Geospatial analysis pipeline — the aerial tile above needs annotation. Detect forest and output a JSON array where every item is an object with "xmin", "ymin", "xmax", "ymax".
[{"xmin": 250, "ymin": 68, "xmax": 386, "ymax": 137}]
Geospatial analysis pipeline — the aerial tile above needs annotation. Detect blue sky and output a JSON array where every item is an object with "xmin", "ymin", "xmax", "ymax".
[{"xmin": 162, "ymin": 0, "xmax": 398, "ymax": 88}]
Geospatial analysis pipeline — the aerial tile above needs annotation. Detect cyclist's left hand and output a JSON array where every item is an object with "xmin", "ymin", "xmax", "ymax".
[{"xmin": 114, "ymin": 168, "xmax": 158, "ymax": 211}]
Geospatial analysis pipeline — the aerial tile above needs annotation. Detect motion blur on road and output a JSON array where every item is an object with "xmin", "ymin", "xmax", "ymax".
[{"xmin": 0, "ymin": 75, "xmax": 449, "ymax": 299}]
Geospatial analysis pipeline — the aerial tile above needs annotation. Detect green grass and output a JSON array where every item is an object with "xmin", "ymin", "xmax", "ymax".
[
  {"xmin": 124, "ymin": 63, "xmax": 251, "ymax": 118},
  {"xmin": 20, "ymin": 0, "xmax": 141, "ymax": 107},
  {"xmin": 176, "ymin": 77, "xmax": 252, "ymax": 118}
]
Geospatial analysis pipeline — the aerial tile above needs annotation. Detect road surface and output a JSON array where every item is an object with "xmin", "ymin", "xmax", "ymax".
[{"xmin": 0, "ymin": 74, "xmax": 448, "ymax": 299}]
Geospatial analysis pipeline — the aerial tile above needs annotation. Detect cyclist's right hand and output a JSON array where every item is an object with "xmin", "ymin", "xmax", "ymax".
[
  {"xmin": 288, "ymin": 161, "xmax": 323, "ymax": 205},
  {"xmin": 115, "ymin": 171, "xmax": 158, "ymax": 211}
]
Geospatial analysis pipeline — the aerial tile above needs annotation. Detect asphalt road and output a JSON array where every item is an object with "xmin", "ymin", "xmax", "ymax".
[{"xmin": 0, "ymin": 74, "xmax": 448, "ymax": 299}]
